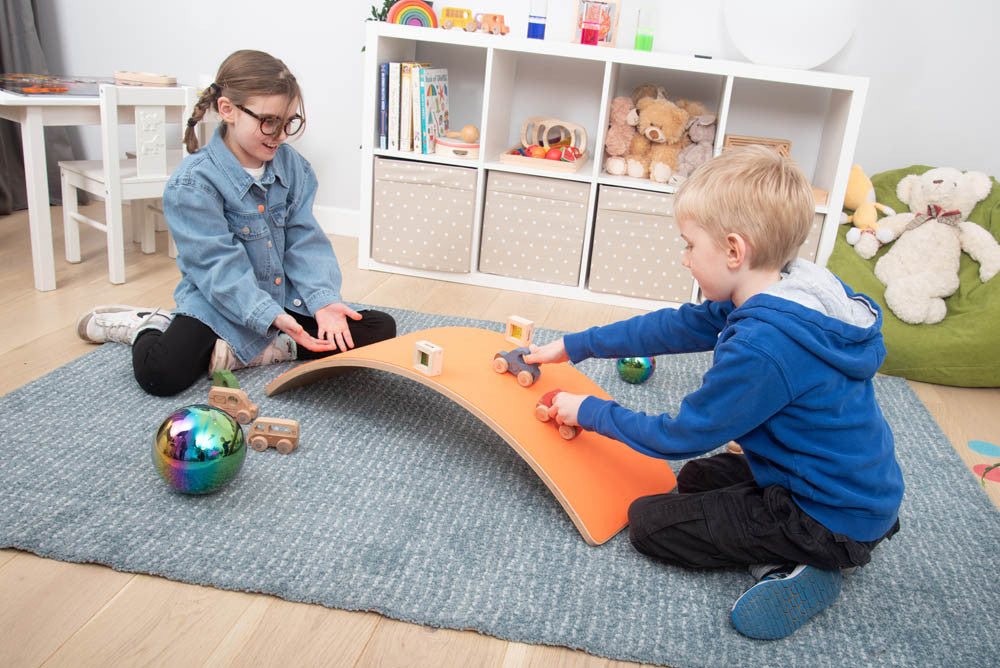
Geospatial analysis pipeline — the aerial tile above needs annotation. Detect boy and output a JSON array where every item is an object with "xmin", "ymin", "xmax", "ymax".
[{"xmin": 524, "ymin": 146, "xmax": 903, "ymax": 640}]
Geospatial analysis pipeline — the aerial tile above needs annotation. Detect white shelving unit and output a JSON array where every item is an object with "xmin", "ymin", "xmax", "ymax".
[{"xmin": 359, "ymin": 21, "xmax": 867, "ymax": 310}]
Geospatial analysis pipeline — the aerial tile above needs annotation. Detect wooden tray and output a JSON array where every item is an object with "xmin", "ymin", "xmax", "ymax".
[{"xmin": 499, "ymin": 146, "xmax": 588, "ymax": 173}]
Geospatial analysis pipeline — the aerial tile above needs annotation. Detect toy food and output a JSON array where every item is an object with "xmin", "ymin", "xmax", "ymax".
[{"xmin": 500, "ymin": 117, "xmax": 588, "ymax": 173}]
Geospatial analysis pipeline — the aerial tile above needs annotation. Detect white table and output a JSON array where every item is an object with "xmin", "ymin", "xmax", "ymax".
[
  {"xmin": 1, "ymin": 90, "xmax": 102, "ymax": 291},
  {"xmin": 0, "ymin": 90, "xmax": 195, "ymax": 291}
]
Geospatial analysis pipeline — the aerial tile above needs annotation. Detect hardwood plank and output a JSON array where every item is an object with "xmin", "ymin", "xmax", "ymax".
[
  {"xmin": 0, "ymin": 551, "xmax": 133, "ymax": 668},
  {"xmin": 356, "ymin": 617, "xmax": 508, "ymax": 667},
  {"xmin": 203, "ymin": 595, "xmax": 381, "ymax": 668},
  {"xmin": 42, "ymin": 575, "xmax": 252, "ymax": 668}
]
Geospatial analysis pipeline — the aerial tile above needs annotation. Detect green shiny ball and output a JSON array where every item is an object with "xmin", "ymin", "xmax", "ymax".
[{"xmin": 616, "ymin": 357, "xmax": 656, "ymax": 384}]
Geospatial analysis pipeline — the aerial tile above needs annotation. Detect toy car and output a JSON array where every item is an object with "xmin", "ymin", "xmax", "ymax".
[
  {"xmin": 208, "ymin": 386, "xmax": 259, "ymax": 425},
  {"xmin": 248, "ymin": 417, "xmax": 300, "ymax": 454},
  {"xmin": 476, "ymin": 13, "xmax": 510, "ymax": 35},
  {"xmin": 493, "ymin": 347, "xmax": 540, "ymax": 387},
  {"xmin": 440, "ymin": 7, "xmax": 478, "ymax": 31},
  {"xmin": 535, "ymin": 389, "xmax": 580, "ymax": 440}
]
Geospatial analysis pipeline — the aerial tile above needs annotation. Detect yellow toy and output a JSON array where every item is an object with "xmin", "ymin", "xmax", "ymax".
[{"xmin": 840, "ymin": 164, "xmax": 896, "ymax": 259}]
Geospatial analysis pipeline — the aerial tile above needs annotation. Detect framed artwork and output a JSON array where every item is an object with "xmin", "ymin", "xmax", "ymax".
[{"xmin": 573, "ymin": 0, "xmax": 621, "ymax": 47}]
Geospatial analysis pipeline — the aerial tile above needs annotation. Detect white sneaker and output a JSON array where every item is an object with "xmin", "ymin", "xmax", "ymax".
[
  {"xmin": 76, "ymin": 305, "xmax": 172, "ymax": 345},
  {"xmin": 208, "ymin": 333, "xmax": 297, "ymax": 376}
]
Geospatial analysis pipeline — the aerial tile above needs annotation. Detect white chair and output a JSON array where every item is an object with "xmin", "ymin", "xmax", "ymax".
[{"xmin": 59, "ymin": 84, "xmax": 196, "ymax": 283}]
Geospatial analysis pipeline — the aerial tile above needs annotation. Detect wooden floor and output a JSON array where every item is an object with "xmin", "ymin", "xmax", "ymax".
[{"xmin": 2, "ymin": 204, "xmax": 998, "ymax": 667}]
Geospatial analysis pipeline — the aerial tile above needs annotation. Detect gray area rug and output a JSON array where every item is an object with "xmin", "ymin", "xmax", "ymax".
[{"xmin": 2, "ymin": 306, "xmax": 998, "ymax": 667}]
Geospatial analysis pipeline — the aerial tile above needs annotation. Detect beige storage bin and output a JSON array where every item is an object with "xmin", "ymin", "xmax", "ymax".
[
  {"xmin": 371, "ymin": 157, "xmax": 477, "ymax": 273},
  {"xmin": 797, "ymin": 212, "xmax": 825, "ymax": 262},
  {"xmin": 588, "ymin": 186, "xmax": 694, "ymax": 303},
  {"xmin": 479, "ymin": 172, "xmax": 590, "ymax": 286}
]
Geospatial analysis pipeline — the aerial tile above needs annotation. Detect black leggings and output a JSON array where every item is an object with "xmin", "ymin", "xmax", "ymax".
[
  {"xmin": 132, "ymin": 309, "xmax": 396, "ymax": 397},
  {"xmin": 627, "ymin": 452, "xmax": 899, "ymax": 571}
]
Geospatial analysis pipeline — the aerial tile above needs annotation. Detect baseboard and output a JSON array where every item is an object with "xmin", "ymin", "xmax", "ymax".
[{"xmin": 314, "ymin": 205, "xmax": 360, "ymax": 237}]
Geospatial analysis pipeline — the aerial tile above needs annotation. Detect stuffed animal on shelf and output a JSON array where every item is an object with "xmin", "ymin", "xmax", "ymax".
[
  {"xmin": 872, "ymin": 167, "xmax": 998, "ymax": 325},
  {"xmin": 603, "ymin": 96, "xmax": 637, "ymax": 176},
  {"xmin": 676, "ymin": 112, "xmax": 717, "ymax": 178},
  {"xmin": 630, "ymin": 83, "xmax": 668, "ymax": 106},
  {"xmin": 622, "ymin": 96, "xmax": 689, "ymax": 183},
  {"xmin": 839, "ymin": 164, "xmax": 897, "ymax": 259}
]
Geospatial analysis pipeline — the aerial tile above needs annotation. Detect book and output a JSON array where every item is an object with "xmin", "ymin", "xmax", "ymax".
[
  {"xmin": 387, "ymin": 62, "xmax": 400, "ymax": 151},
  {"xmin": 378, "ymin": 62, "xmax": 388, "ymax": 150},
  {"xmin": 422, "ymin": 68, "xmax": 450, "ymax": 153},
  {"xmin": 400, "ymin": 62, "xmax": 430, "ymax": 153},
  {"xmin": 410, "ymin": 63, "xmax": 424, "ymax": 153}
]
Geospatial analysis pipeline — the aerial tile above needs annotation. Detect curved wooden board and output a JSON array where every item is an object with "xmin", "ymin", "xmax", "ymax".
[{"xmin": 266, "ymin": 326, "xmax": 676, "ymax": 545}]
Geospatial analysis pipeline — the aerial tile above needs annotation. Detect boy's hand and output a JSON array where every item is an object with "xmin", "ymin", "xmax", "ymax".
[
  {"xmin": 314, "ymin": 302, "xmax": 363, "ymax": 352},
  {"xmin": 523, "ymin": 338, "xmax": 569, "ymax": 365},
  {"xmin": 272, "ymin": 313, "xmax": 337, "ymax": 353},
  {"xmin": 547, "ymin": 391, "xmax": 587, "ymax": 427}
]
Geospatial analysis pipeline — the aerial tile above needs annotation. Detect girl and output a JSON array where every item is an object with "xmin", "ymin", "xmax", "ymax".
[{"xmin": 77, "ymin": 50, "xmax": 396, "ymax": 396}]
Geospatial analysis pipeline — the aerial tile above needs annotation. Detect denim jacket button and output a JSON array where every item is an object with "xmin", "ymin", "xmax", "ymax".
[
  {"xmin": 242, "ymin": 226, "xmax": 250, "ymax": 234},
  {"xmin": 268, "ymin": 241, "xmax": 273, "ymax": 248},
  {"xmin": 293, "ymin": 298, "xmax": 302, "ymax": 307},
  {"xmin": 274, "ymin": 277, "xmax": 282, "ymax": 285}
]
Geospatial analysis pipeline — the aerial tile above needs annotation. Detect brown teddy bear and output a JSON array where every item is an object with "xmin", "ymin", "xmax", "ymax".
[
  {"xmin": 604, "ymin": 96, "xmax": 637, "ymax": 176},
  {"xmin": 623, "ymin": 96, "xmax": 689, "ymax": 183}
]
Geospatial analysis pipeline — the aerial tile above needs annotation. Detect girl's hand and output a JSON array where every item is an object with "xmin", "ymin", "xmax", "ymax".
[
  {"xmin": 272, "ymin": 313, "xmax": 337, "ymax": 353},
  {"xmin": 314, "ymin": 302, "xmax": 363, "ymax": 352},
  {"xmin": 522, "ymin": 338, "xmax": 569, "ymax": 365},
  {"xmin": 548, "ymin": 391, "xmax": 587, "ymax": 427}
]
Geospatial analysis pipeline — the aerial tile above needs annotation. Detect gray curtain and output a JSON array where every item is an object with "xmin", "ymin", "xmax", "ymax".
[{"xmin": 1, "ymin": 0, "xmax": 76, "ymax": 214}]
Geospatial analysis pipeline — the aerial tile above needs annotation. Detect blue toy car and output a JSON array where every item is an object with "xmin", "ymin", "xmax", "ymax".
[{"xmin": 493, "ymin": 347, "xmax": 541, "ymax": 387}]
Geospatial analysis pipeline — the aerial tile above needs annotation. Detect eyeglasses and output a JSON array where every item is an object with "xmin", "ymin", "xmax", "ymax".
[{"xmin": 235, "ymin": 104, "xmax": 304, "ymax": 137}]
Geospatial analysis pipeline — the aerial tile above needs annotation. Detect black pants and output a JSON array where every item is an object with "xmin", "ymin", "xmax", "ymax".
[
  {"xmin": 132, "ymin": 309, "xmax": 396, "ymax": 397},
  {"xmin": 628, "ymin": 453, "xmax": 899, "ymax": 571}
]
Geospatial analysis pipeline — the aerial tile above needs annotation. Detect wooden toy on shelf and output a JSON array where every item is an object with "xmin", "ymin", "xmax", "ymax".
[
  {"xmin": 439, "ymin": 7, "xmax": 478, "ymax": 31},
  {"xmin": 493, "ymin": 347, "xmax": 541, "ymax": 387},
  {"xmin": 500, "ymin": 117, "xmax": 588, "ymax": 173},
  {"xmin": 535, "ymin": 389, "xmax": 580, "ymax": 440},
  {"xmin": 386, "ymin": 0, "xmax": 438, "ymax": 27},
  {"xmin": 435, "ymin": 124, "xmax": 481, "ymax": 159},
  {"xmin": 248, "ymin": 417, "xmax": 300, "ymax": 454},
  {"xmin": 504, "ymin": 315, "xmax": 534, "ymax": 347},
  {"xmin": 476, "ymin": 13, "xmax": 510, "ymax": 34},
  {"xmin": 413, "ymin": 339, "xmax": 444, "ymax": 376},
  {"xmin": 208, "ymin": 386, "xmax": 259, "ymax": 425},
  {"xmin": 113, "ymin": 71, "xmax": 176, "ymax": 87}
]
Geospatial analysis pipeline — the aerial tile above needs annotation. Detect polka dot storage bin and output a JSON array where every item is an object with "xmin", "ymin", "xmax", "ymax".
[
  {"xmin": 797, "ymin": 212, "xmax": 825, "ymax": 263},
  {"xmin": 478, "ymin": 172, "xmax": 590, "ymax": 287},
  {"xmin": 372, "ymin": 157, "xmax": 477, "ymax": 273},
  {"xmin": 588, "ymin": 186, "xmax": 695, "ymax": 303}
]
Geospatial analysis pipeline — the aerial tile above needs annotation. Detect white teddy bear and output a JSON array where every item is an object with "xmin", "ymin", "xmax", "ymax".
[{"xmin": 873, "ymin": 167, "xmax": 999, "ymax": 325}]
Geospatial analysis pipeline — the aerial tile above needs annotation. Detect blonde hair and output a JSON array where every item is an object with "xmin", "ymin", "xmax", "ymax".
[
  {"xmin": 184, "ymin": 50, "xmax": 305, "ymax": 153},
  {"xmin": 674, "ymin": 145, "xmax": 814, "ymax": 270}
]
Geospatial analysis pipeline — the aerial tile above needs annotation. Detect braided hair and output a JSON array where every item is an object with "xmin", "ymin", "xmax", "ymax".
[{"xmin": 183, "ymin": 50, "xmax": 305, "ymax": 153}]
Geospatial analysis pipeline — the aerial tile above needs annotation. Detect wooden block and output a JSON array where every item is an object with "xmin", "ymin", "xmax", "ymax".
[
  {"xmin": 504, "ymin": 316, "xmax": 534, "ymax": 346},
  {"xmin": 413, "ymin": 340, "xmax": 444, "ymax": 376},
  {"xmin": 266, "ymin": 327, "xmax": 677, "ymax": 545}
]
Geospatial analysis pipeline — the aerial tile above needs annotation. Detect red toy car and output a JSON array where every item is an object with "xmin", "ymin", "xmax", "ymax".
[{"xmin": 535, "ymin": 389, "xmax": 579, "ymax": 440}]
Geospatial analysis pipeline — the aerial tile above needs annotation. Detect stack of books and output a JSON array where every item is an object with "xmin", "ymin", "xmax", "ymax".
[{"xmin": 379, "ymin": 61, "xmax": 449, "ymax": 154}]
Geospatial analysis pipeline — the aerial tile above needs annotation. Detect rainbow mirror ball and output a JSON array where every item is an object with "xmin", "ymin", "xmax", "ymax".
[
  {"xmin": 152, "ymin": 405, "xmax": 246, "ymax": 494},
  {"xmin": 616, "ymin": 357, "xmax": 656, "ymax": 384}
]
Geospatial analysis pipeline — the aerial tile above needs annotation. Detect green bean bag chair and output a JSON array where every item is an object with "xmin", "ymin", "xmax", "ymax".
[{"xmin": 827, "ymin": 165, "xmax": 1000, "ymax": 387}]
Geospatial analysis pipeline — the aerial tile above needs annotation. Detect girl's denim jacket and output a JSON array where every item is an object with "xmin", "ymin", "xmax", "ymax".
[{"xmin": 162, "ymin": 127, "xmax": 342, "ymax": 363}]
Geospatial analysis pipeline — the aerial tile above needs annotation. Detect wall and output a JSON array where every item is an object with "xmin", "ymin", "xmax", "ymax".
[{"xmin": 35, "ymin": 0, "xmax": 1000, "ymax": 234}]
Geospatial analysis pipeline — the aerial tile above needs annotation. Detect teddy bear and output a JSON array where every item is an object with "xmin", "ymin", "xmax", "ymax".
[
  {"xmin": 603, "ymin": 96, "xmax": 637, "ymax": 176},
  {"xmin": 872, "ymin": 167, "xmax": 999, "ymax": 325},
  {"xmin": 838, "ymin": 165, "xmax": 896, "ymax": 259},
  {"xmin": 621, "ymin": 96, "xmax": 689, "ymax": 183}
]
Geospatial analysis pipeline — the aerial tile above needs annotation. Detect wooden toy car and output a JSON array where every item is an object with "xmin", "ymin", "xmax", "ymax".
[
  {"xmin": 535, "ymin": 389, "xmax": 580, "ymax": 440},
  {"xmin": 248, "ymin": 417, "xmax": 300, "ymax": 454},
  {"xmin": 493, "ymin": 347, "xmax": 540, "ymax": 387},
  {"xmin": 440, "ymin": 7, "xmax": 478, "ymax": 31},
  {"xmin": 476, "ymin": 13, "xmax": 510, "ymax": 35},
  {"xmin": 208, "ymin": 386, "xmax": 259, "ymax": 424}
]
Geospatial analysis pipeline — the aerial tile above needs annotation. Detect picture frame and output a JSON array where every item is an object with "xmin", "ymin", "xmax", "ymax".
[{"xmin": 572, "ymin": 0, "xmax": 621, "ymax": 47}]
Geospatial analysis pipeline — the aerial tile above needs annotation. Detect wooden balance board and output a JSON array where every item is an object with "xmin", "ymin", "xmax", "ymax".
[{"xmin": 266, "ymin": 326, "xmax": 676, "ymax": 545}]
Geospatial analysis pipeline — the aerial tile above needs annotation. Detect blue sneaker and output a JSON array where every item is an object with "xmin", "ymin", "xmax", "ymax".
[{"xmin": 730, "ymin": 564, "xmax": 842, "ymax": 640}]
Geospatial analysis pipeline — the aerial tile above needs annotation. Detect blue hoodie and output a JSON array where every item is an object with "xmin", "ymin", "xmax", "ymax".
[{"xmin": 564, "ymin": 259, "xmax": 903, "ymax": 542}]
